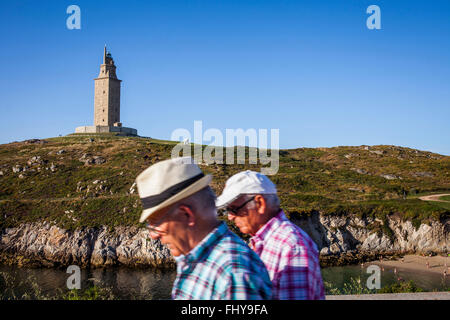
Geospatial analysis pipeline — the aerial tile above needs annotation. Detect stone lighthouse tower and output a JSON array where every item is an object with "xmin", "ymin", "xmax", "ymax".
[
  {"xmin": 75, "ymin": 46, "xmax": 137, "ymax": 136},
  {"xmin": 94, "ymin": 46, "xmax": 121, "ymax": 126}
]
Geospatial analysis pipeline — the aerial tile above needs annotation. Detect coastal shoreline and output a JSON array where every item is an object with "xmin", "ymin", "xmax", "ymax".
[
  {"xmin": 1, "ymin": 212, "xmax": 447, "ymax": 269},
  {"xmin": 1, "ymin": 248, "xmax": 446, "ymax": 270}
]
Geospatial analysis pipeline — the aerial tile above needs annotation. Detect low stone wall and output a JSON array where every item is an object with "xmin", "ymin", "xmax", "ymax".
[{"xmin": 326, "ymin": 292, "xmax": 450, "ymax": 300}]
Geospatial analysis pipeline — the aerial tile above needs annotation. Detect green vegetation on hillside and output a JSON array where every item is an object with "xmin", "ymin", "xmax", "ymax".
[{"xmin": 0, "ymin": 135, "xmax": 448, "ymax": 232}]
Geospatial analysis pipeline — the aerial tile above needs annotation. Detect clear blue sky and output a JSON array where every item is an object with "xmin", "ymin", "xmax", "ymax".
[{"xmin": 1, "ymin": 0, "xmax": 449, "ymax": 155}]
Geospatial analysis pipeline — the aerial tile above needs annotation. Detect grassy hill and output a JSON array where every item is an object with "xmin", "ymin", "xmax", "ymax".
[{"xmin": 0, "ymin": 134, "xmax": 449, "ymax": 231}]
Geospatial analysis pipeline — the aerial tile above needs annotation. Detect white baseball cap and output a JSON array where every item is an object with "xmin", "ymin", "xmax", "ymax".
[{"xmin": 216, "ymin": 170, "xmax": 277, "ymax": 209}]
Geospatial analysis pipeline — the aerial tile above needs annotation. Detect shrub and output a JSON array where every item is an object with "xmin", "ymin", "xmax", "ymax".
[
  {"xmin": 324, "ymin": 277, "xmax": 377, "ymax": 295},
  {"xmin": 377, "ymin": 280, "xmax": 424, "ymax": 293}
]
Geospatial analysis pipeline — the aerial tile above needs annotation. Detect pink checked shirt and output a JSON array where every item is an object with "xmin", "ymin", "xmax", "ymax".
[{"xmin": 249, "ymin": 210, "xmax": 325, "ymax": 300}]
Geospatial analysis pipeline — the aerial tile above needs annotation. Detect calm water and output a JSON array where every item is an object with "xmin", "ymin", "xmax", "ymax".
[
  {"xmin": 0, "ymin": 263, "xmax": 448, "ymax": 299},
  {"xmin": 321, "ymin": 264, "xmax": 449, "ymax": 293}
]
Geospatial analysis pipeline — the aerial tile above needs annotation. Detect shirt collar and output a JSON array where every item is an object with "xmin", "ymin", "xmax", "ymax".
[
  {"xmin": 251, "ymin": 210, "xmax": 286, "ymax": 242},
  {"xmin": 177, "ymin": 221, "xmax": 228, "ymax": 265}
]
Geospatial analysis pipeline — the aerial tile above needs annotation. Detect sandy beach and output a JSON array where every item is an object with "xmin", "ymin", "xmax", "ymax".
[{"xmin": 368, "ymin": 254, "xmax": 450, "ymax": 275}]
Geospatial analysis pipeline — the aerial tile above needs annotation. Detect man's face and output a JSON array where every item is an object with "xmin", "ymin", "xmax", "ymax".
[
  {"xmin": 145, "ymin": 204, "xmax": 190, "ymax": 257},
  {"xmin": 226, "ymin": 195, "xmax": 261, "ymax": 236}
]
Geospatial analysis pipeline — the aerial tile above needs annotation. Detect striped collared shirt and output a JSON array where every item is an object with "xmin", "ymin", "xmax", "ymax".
[
  {"xmin": 172, "ymin": 221, "xmax": 272, "ymax": 300},
  {"xmin": 250, "ymin": 210, "xmax": 325, "ymax": 300}
]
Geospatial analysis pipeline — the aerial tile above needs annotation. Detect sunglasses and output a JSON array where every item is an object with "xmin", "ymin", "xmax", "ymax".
[
  {"xmin": 145, "ymin": 212, "xmax": 172, "ymax": 235},
  {"xmin": 226, "ymin": 196, "xmax": 256, "ymax": 216}
]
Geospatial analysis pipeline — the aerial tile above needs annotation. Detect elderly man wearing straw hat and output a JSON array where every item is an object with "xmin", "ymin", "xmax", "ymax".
[
  {"xmin": 216, "ymin": 170, "xmax": 325, "ymax": 300},
  {"xmin": 135, "ymin": 157, "xmax": 272, "ymax": 300}
]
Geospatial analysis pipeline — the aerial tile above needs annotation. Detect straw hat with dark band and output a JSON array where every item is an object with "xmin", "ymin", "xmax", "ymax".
[{"xmin": 136, "ymin": 157, "xmax": 212, "ymax": 223}]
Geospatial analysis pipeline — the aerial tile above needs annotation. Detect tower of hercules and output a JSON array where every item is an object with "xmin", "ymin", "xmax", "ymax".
[
  {"xmin": 94, "ymin": 46, "xmax": 121, "ymax": 127},
  {"xmin": 74, "ymin": 46, "xmax": 137, "ymax": 136}
]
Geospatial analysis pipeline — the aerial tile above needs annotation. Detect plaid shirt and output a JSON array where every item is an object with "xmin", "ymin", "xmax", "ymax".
[
  {"xmin": 172, "ymin": 221, "xmax": 272, "ymax": 300},
  {"xmin": 249, "ymin": 210, "xmax": 325, "ymax": 300}
]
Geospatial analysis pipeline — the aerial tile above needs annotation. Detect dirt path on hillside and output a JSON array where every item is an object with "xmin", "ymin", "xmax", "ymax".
[{"xmin": 419, "ymin": 193, "xmax": 450, "ymax": 202}]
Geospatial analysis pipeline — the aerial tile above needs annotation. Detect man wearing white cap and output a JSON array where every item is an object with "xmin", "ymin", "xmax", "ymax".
[
  {"xmin": 216, "ymin": 170, "xmax": 325, "ymax": 300},
  {"xmin": 135, "ymin": 157, "xmax": 272, "ymax": 300}
]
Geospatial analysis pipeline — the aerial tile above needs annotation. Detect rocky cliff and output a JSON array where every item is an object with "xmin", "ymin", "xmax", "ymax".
[
  {"xmin": 0, "ymin": 213, "xmax": 448, "ymax": 268},
  {"xmin": 0, "ymin": 223, "xmax": 174, "ymax": 268},
  {"xmin": 293, "ymin": 212, "xmax": 448, "ymax": 256}
]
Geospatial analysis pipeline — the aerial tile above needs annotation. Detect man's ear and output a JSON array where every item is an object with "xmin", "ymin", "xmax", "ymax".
[
  {"xmin": 178, "ymin": 205, "xmax": 196, "ymax": 227},
  {"xmin": 254, "ymin": 195, "xmax": 266, "ymax": 215}
]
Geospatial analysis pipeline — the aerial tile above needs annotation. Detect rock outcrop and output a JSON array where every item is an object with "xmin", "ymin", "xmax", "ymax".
[
  {"xmin": 0, "ymin": 223, "xmax": 174, "ymax": 268},
  {"xmin": 292, "ymin": 212, "xmax": 448, "ymax": 256},
  {"xmin": 0, "ymin": 213, "xmax": 448, "ymax": 268}
]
